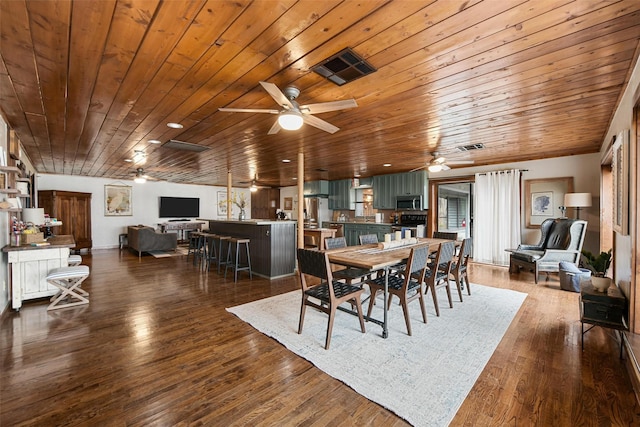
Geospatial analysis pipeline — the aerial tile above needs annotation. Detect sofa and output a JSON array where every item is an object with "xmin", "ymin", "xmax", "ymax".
[
  {"xmin": 127, "ymin": 225, "xmax": 178, "ymax": 258},
  {"xmin": 508, "ymin": 218, "xmax": 587, "ymax": 284}
]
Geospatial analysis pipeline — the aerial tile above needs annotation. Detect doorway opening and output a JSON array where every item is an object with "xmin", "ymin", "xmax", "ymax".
[{"xmin": 428, "ymin": 177, "xmax": 474, "ymax": 239}]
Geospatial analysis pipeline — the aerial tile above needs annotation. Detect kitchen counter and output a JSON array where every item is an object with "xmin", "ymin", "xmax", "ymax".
[{"xmin": 203, "ymin": 219, "xmax": 296, "ymax": 278}]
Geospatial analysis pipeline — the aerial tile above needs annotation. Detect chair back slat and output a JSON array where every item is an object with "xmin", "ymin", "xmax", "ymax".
[
  {"xmin": 433, "ymin": 231, "xmax": 458, "ymax": 240},
  {"xmin": 325, "ymin": 236, "xmax": 348, "ymax": 249},
  {"xmin": 358, "ymin": 234, "xmax": 379, "ymax": 245},
  {"xmin": 435, "ymin": 241, "xmax": 456, "ymax": 273},
  {"xmin": 297, "ymin": 248, "xmax": 331, "ymax": 280},
  {"xmin": 408, "ymin": 245, "xmax": 430, "ymax": 276}
]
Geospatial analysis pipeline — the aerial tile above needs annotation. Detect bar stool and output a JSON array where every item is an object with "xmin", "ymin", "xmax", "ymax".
[
  {"xmin": 201, "ymin": 232, "xmax": 218, "ymax": 271},
  {"xmin": 46, "ymin": 265, "xmax": 90, "ymax": 310},
  {"xmin": 225, "ymin": 237, "xmax": 252, "ymax": 282},
  {"xmin": 68, "ymin": 254, "xmax": 82, "ymax": 266},
  {"xmin": 216, "ymin": 236, "xmax": 232, "ymax": 274},
  {"xmin": 187, "ymin": 232, "xmax": 206, "ymax": 265}
]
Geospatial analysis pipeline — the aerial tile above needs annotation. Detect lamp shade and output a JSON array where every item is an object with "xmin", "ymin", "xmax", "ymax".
[
  {"xmin": 22, "ymin": 208, "xmax": 46, "ymax": 226},
  {"xmin": 277, "ymin": 111, "xmax": 303, "ymax": 130},
  {"xmin": 564, "ymin": 192, "xmax": 592, "ymax": 208}
]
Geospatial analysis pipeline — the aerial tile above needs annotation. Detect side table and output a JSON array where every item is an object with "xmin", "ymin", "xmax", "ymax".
[{"xmin": 580, "ymin": 280, "xmax": 628, "ymax": 358}]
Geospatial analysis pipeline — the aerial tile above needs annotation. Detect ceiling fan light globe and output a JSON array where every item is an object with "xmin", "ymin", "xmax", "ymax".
[
  {"xmin": 278, "ymin": 112, "xmax": 303, "ymax": 130},
  {"xmin": 428, "ymin": 164, "xmax": 443, "ymax": 173},
  {"xmin": 250, "ymin": 184, "xmax": 258, "ymax": 192},
  {"xmin": 134, "ymin": 176, "xmax": 147, "ymax": 184}
]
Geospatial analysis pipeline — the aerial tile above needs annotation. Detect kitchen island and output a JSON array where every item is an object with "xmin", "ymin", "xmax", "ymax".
[{"xmin": 202, "ymin": 219, "xmax": 296, "ymax": 279}]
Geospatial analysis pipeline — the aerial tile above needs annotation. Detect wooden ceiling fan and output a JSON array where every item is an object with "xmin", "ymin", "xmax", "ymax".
[
  {"xmin": 218, "ymin": 81, "xmax": 357, "ymax": 134},
  {"xmin": 410, "ymin": 152, "xmax": 474, "ymax": 172}
]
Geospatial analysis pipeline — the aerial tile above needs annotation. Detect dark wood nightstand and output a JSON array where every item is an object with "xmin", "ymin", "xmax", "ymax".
[{"xmin": 580, "ymin": 280, "xmax": 628, "ymax": 358}]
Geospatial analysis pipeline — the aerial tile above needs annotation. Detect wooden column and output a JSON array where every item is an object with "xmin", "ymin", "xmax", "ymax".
[
  {"xmin": 297, "ymin": 151, "xmax": 304, "ymax": 249},
  {"xmin": 227, "ymin": 170, "xmax": 232, "ymax": 220}
]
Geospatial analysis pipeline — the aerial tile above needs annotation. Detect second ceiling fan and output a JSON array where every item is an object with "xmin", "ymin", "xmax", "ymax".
[
  {"xmin": 218, "ymin": 81, "xmax": 357, "ymax": 134},
  {"xmin": 411, "ymin": 152, "xmax": 474, "ymax": 172}
]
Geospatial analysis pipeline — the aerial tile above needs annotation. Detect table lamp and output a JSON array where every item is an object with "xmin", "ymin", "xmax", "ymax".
[
  {"xmin": 563, "ymin": 193, "xmax": 591, "ymax": 219},
  {"xmin": 22, "ymin": 208, "xmax": 46, "ymax": 227}
]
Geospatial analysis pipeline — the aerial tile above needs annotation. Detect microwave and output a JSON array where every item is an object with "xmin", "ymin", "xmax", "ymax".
[{"xmin": 396, "ymin": 195, "xmax": 422, "ymax": 211}]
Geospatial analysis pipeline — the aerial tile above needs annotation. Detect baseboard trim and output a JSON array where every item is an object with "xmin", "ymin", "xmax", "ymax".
[{"xmin": 623, "ymin": 332, "xmax": 640, "ymax": 405}]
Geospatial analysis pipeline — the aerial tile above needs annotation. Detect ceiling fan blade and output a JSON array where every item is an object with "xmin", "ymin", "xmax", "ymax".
[
  {"xmin": 267, "ymin": 119, "xmax": 282, "ymax": 135},
  {"xmin": 448, "ymin": 160, "xmax": 475, "ymax": 165},
  {"xmin": 303, "ymin": 114, "xmax": 339, "ymax": 134},
  {"xmin": 301, "ymin": 99, "xmax": 357, "ymax": 114},
  {"xmin": 259, "ymin": 81, "xmax": 293, "ymax": 109},
  {"xmin": 409, "ymin": 165, "xmax": 428, "ymax": 172},
  {"xmin": 218, "ymin": 107, "xmax": 279, "ymax": 114}
]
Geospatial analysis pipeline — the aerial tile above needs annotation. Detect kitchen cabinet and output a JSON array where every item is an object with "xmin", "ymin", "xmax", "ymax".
[
  {"xmin": 373, "ymin": 171, "xmax": 428, "ymax": 209},
  {"xmin": 251, "ymin": 188, "xmax": 280, "ymax": 220},
  {"xmin": 342, "ymin": 223, "xmax": 393, "ymax": 246},
  {"xmin": 38, "ymin": 190, "xmax": 92, "ymax": 251},
  {"xmin": 303, "ymin": 180, "xmax": 329, "ymax": 197},
  {"xmin": 329, "ymin": 179, "xmax": 355, "ymax": 210}
]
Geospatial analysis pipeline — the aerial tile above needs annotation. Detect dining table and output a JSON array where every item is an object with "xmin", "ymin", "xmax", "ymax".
[{"xmin": 327, "ymin": 237, "xmax": 454, "ymax": 338}]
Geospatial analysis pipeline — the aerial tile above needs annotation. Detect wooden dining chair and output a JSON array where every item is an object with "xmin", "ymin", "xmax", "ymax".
[
  {"xmin": 365, "ymin": 245, "xmax": 430, "ymax": 336},
  {"xmin": 297, "ymin": 248, "xmax": 366, "ymax": 349},
  {"xmin": 423, "ymin": 241, "xmax": 456, "ymax": 316},
  {"xmin": 358, "ymin": 234, "xmax": 378, "ymax": 245},
  {"xmin": 324, "ymin": 237, "xmax": 372, "ymax": 285},
  {"xmin": 450, "ymin": 238, "xmax": 472, "ymax": 298}
]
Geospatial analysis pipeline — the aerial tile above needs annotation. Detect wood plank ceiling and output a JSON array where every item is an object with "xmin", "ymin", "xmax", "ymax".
[{"xmin": 1, "ymin": 0, "xmax": 640, "ymax": 187}]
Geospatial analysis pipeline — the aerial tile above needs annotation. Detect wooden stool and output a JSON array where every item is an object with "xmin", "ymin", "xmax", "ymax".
[
  {"xmin": 216, "ymin": 236, "xmax": 231, "ymax": 274},
  {"xmin": 201, "ymin": 233, "xmax": 218, "ymax": 271},
  {"xmin": 68, "ymin": 255, "xmax": 82, "ymax": 266},
  {"xmin": 187, "ymin": 232, "xmax": 206, "ymax": 265},
  {"xmin": 46, "ymin": 266, "xmax": 90, "ymax": 310},
  {"xmin": 225, "ymin": 238, "xmax": 252, "ymax": 282}
]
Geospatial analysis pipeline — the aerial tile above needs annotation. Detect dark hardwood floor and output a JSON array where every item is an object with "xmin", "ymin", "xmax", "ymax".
[{"xmin": 2, "ymin": 248, "xmax": 640, "ymax": 426}]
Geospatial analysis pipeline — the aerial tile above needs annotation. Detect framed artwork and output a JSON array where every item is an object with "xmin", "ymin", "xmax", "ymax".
[
  {"xmin": 217, "ymin": 191, "xmax": 227, "ymax": 216},
  {"xmin": 284, "ymin": 197, "xmax": 293, "ymax": 210},
  {"xmin": 612, "ymin": 129, "xmax": 629, "ymax": 235},
  {"xmin": 531, "ymin": 191, "xmax": 553, "ymax": 216},
  {"xmin": 105, "ymin": 184, "xmax": 132, "ymax": 216},
  {"xmin": 525, "ymin": 177, "xmax": 573, "ymax": 228}
]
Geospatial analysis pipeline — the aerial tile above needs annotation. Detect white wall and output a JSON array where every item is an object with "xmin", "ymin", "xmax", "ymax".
[
  {"xmin": 0, "ymin": 116, "xmax": 10, "ymax": 312},
  {"xmin": 38, "ymin": 174, "xmax": 251, "ymax": 249},
  {"xmin": 600, "ymin": 56, "xmax": 640, "ymax": 291},
  {"xmin": 411, "ymin": 152, "xmax": 602, "ymax": 253}
]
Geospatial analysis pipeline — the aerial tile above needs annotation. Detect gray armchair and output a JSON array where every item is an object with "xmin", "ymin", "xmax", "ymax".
[
  {"xmin": 508, "ymin": 218, "xmax": 587, "ymax": 284},
  {"xmin": 128, "ymin": 225, "xmax": 178, "ymax": 258}
]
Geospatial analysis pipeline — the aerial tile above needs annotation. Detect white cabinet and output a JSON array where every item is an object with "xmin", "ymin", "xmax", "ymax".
[{"xmin": 7, "ymin": 247, "xmax": 71, "ymax": 310}]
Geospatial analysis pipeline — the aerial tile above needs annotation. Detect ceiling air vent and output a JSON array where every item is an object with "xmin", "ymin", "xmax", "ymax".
[
  {"xmin": 162, "ymin": 140, "xmax": 210, "ymax": 152},
  {"xmin": 311, "ymin": 47, "xmax": 376, "ymax": 86},
  {"xmin": 457, "ymin": 143, "xmax": 485, "ymax": 152}
]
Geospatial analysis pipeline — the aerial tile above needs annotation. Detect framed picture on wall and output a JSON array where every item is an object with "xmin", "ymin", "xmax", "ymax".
[
  {"xmin": 525, "ymin": 177, "xmax": 574, "ymax": 228},
  {"xmin": 104, "ymin": 184, "xmax": 132, "ymax": 216},
  {"xmin": 217, "ymin": 191, "xmax": 227, "ymax": 216},
  {"xmin": 612, "ymin": 129, "xmax": 629, "ymax": 235}
]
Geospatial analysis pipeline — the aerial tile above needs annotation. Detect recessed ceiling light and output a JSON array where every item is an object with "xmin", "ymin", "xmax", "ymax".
[
  {"xmin": 292, "ymin": 177, "xmax": 297, "ymax": 180},
  {"xmin": 383, "ymin": 163, "xmax": 392, "ymax": 167},
  {"xmin": 148, "ymin": 139, "xmax": 161, "ymax": 144},
  {"xmin": 167, "ymin": 122, "xmax": 183, "ymax": 129},
  {"xmin": 354, "ymin": 173, "xmax": 361, "ymax": 177},
  {"xmin": 124, "ymin": 159, "xmax": 133, "ymax": 163},
  {"xmin": 282, "ymin": 159, "xmax": 291, "ymax": 163}
]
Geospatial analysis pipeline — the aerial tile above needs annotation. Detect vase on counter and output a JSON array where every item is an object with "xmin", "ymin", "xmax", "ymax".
[
  {"xmin": 239, "ymin": 209, "xmax": 246, "ymax": 221},
  {"xmin": 11, "ymin": 232, "xmax": 21, "ymax": 246}
]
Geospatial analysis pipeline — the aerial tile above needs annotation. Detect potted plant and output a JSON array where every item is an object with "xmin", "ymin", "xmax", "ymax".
[{"xmin": 581, "ymin": 249, "xmax": 612, "ymax": 292}]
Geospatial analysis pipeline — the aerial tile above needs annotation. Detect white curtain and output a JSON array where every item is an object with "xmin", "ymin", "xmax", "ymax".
[{"xmin": 474, "ymin": 170, "xmax": 521, "ymax": 266}]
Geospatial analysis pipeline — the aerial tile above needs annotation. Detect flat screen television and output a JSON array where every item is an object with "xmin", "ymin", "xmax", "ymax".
[{"xmin": 159, "ymin": 196, "xmax": 200, "ymax": 218}]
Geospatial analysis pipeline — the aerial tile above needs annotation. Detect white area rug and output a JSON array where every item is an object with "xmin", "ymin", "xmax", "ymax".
[{"xmin": 227, "ymin": 284, "xmax": 527, "ymax": 426}]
